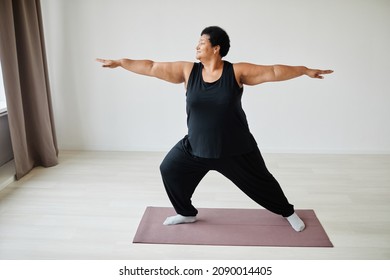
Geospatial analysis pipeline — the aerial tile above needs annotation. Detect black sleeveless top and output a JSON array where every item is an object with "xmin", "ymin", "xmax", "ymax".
[{"xmin": 185, "ymin": 61, "xmax": 257, "ymax": 158}]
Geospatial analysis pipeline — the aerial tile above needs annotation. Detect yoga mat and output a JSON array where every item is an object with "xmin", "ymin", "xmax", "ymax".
[{"xmin": 133, "ymin": 207, "xmax": 333, "ymax": 247}]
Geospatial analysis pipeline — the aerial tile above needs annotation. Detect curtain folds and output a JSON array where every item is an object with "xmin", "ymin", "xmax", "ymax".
[{"xmin": 0, "ymin": 0, "xmax": 58, "ymax": 179}]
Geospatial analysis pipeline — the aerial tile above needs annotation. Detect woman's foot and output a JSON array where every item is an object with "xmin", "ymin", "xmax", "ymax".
[
  {"xmin": 286, "ymin": 212, "xmax": 305, "ymax": 232},
  {"xmin": 163, "ymin": 214, "xmax": 197, "ymax": 225}
]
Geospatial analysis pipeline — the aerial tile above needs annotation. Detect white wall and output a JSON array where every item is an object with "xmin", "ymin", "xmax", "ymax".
[{"xmin": 41, "ymin": 0, "xmax": 390, "ymax": 154}]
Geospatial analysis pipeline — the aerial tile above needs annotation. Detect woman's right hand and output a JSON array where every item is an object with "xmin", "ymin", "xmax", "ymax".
[{"xmin": 96, "ymin": 58, "xmax": 121, "ymax": 68}]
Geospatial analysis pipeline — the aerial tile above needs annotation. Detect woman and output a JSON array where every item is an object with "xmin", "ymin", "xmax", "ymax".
[{"xmin": 97, "ymin": 26, "xmax": 333, "ymax": 232}]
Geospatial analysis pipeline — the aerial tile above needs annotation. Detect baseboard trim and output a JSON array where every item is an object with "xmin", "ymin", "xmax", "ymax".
[{"xmin": 0, "ymin": 160, "xmax": 15, "ymax": 192}]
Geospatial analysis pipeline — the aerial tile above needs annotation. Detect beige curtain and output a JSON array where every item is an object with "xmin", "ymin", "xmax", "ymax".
[{"xmin": 0, "ymin": 0, "xmax": 58, "ymax": 179}]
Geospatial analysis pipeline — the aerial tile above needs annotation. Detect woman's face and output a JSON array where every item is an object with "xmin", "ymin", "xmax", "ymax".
[{"xmin": 195, "ymin": 34, "xmax": 214, "ymax": 60}]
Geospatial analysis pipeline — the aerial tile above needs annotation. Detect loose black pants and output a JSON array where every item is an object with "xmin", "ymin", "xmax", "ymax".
[{"xmin": 160, "ymin": 137, "xmax": 295, "ymax": 217}]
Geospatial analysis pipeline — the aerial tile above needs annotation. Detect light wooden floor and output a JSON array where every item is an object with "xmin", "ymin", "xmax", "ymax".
[{"xmin": 0, "ymin": 151, "xmax": 389, "ymax": 260}]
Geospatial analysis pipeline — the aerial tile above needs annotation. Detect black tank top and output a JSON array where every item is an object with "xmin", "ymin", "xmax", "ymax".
[{"xmin": 185, "ymin": 61, "xmax": 257, "ymax": 158}]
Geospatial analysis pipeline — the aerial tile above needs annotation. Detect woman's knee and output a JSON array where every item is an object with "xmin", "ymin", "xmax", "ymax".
[
  {"xmin": 160, "ymin": 143, "xmax": 182, "ymax": 176},
  {"xmin": 159, "ymin": 158, "xmax": 171, "ymax": 176}
]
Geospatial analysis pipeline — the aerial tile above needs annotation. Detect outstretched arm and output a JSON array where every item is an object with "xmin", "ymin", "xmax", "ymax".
[
  {"xmin": 234, "ymin": 63, "xmax": 333, "ymax": 86},
  {"xmin": 96, "ymin": 58, "xmax": 193, "ymax": 84}
]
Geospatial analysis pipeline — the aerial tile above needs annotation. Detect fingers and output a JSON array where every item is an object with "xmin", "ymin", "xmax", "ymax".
[
  {"xmin": 321, "ymin": 70, "xmax": 334, "ymax": 76},
  {"xmin": 96, "ymin": 58, "xmax": 108, "ymax": 64},
  {"xmin": 96, "ymin": 58, "xmax": 113, "ymax": 68},
  {"xmin": 96, "ymin": 58, "xmax": 107, "ymax": 66},
  {"xmin": 313, "ymin": 69, "xmax": 333, "ymax": 79}
]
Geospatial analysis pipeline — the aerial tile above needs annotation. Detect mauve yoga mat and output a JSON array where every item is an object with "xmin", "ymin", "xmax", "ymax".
[{"xmin": 133, "ymin": 207, "xmax": 333, "ymax": 247}]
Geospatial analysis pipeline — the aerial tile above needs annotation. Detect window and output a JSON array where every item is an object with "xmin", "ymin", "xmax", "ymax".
[{"xmin": 0, "ymin": 60, "xmax": 7, "ymax": 115}]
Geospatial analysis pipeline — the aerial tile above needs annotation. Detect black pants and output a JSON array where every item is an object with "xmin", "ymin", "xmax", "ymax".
[{"xmin": 160, "ymin": 137, "xmax": 295, "ymax": 217}]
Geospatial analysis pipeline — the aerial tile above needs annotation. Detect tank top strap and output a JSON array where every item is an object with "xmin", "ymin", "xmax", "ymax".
[{"xmin": 187, "ymin": 62, "xmax": 201, "ymax": 90}]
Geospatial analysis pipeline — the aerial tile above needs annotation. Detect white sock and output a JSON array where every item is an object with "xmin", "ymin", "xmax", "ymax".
[
  {"xmin": 163, "ymin": 214, "xmax": 197, "ymax": 225},
  {"xmin": 286, "ymin": 212, "xmax": 305, "ymax": 232}
]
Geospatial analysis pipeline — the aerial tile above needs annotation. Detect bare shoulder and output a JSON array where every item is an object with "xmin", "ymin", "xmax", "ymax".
[
  {"xmin": 166, "ymin": 61, "xmax": 193, "ymax": 76},
  {"xmin": 171, "ymin": 61, "xmax": 194, "ymax": 87},
  {"xmin": 233, "ymin": 62, "xmax": 259, "ymax": 73},
  {"xmin": 156, "ymin": 61, "xmax": 193, "ymax": 70},
  {"xmin": 151, "ymin": 61, "xmax": 194, "ymax": 84},
  {"xmin": 178, "ymin": 61, "xmax": 194, "ymax": 83},
  {"xmin": 232, "ymin": 62, "xmax": 273, "ymax": 86},
  {"xmin": 180, "ymin": 61, "xmax": 194, "ymax": 73},
  {"xmin": 232, "ymin": 62, "xmax": 256, "ymax": 87}
]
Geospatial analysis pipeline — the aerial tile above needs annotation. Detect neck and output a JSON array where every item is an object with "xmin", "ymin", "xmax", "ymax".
[{"xmin": 200, "ymin": 57, "xmax": 224, "ymax": 72}]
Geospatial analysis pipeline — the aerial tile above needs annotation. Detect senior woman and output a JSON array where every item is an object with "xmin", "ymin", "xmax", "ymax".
[{"xmin": 97, "ymin": 26, "xmax": 333, "ymax": 231}]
